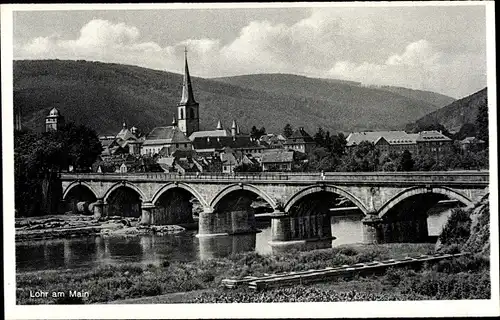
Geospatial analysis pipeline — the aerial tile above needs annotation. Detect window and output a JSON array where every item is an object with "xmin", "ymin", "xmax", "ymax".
[
  {"xmin": 184, "ymin": 144, "xmax": 187, "ymax": 148},
  {"xmin": 176, "ymin": 144, "xmax": 179, "ymax": 148},
  {"xmin": 190, "ymin": 109, "xmax": 195, "ymax": 118},
  {"xmin": 180, "ymin": 109, "xmax": 184, "ymax": 119}
]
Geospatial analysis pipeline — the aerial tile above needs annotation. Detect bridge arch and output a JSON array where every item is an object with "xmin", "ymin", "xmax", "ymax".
[
  {"xmin": 284, "ymin": 185, "xmax": 369, "ymax": 214},
  {"xmin": 151, "ymin": 182, "xmax": 210, "ymax": 208},
  {"xmin": 62, "ymin": 181, "xmax": 99, "ymax": 200},
  {"xmin": 210, "ymin": 183, "xmax": 278, "ymax": 210},
  {"xmin": 103, "ymin": 182, "xmax": 148, "ymax": 204},
  {"xmin": 377, "ymin": 186, "xmax": 473, "ymax": 219}
]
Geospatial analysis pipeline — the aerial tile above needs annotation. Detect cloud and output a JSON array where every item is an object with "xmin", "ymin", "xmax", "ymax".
[
  {"xmin": 16, "ymin": 11, "xmax": 486, "ymax": 98},
  {"xmin": 328, "ymin": 40, "xmax": 485, "ymax": 97}
]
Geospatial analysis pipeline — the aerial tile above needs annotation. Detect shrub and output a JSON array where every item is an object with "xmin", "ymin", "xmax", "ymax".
[{"xmin": 439, "ymin": 208, "xmax": 471, "ymax": 246}]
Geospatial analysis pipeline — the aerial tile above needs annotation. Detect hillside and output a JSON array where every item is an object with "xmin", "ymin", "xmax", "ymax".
[
  {"xmin": 15, "ymin": 60, "xmax": 449, "ymax": 136},
  {"xmin": 366, "ymin": 85, "xmax": 456, "ymax": 108},
  {"xmin": 408, "ymin": 88, "xmax": 487, "ymax": 133},
  {"xmin": 216, "ymin": 74, "xmax": 455, "ymax": 110}
]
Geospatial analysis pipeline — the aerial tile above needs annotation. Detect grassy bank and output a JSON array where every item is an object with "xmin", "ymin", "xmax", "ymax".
[{"xmin": 18, "ymin": 243, "xmax": 436, "ymax": 304}]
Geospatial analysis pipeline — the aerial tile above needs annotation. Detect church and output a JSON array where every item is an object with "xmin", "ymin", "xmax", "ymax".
[{"xmin": 137, "ymin": 49, "xmax": 251, "ymax": 157}]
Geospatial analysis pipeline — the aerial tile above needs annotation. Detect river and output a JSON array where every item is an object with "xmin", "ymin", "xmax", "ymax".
[{"xmin": 16, "ymin": 209, "xmax": 453, "ymax": 273}]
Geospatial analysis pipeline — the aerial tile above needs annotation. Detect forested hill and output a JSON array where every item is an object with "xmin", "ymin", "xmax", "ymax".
[
  {"xmin": 15, "ymin": 60, "xmax": 452, "ymax": 135},
  {"xmin": 407, "ymin": 87, "xmax": 488, "ymax": 134}
]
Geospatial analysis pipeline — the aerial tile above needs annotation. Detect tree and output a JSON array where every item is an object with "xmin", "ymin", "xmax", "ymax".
[
  {"xmin": 476, "ymin": 102, "xmax": 489, "ymax": 143},
  {"xmin": 283, "ymin": 123, "xmax": 293, "ymax": 138},
  {"xmin": 337, "ymin": 141, "xmax": 380, "ymax": 172},
  {"xmin": 314, "ymin": 127, "xmax": 326, "ymax": 147},
  {"xmin": 14, "ymin": 123, "xmax": 103, "ymax": 216},
  {"xmin": 64, "ymin": 123, "xmax": 102, "ymax": 171},
  {"xmin": 234, "ymin": 162, "xmax": 262, "ymax": 172},
  {"xmin": 413, "ymin": 153, "xmax": 436, "ymax": 171},
  {"xmin": 306, "ymin": 146, "xmax": 336, "ymax": 172},
  {"xmin": 250, "ymin": 126, "xmax": 266, "ymax": 140},
  {"xmin": 398, "ymin": 150, "xmax": 414, "ymax": 171},
  {"xmin": 329, "ymin": 133, "xmax": 347, "ymax": 158}
]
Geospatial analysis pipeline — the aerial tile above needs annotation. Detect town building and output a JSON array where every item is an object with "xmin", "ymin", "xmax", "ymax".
[
  {"xmin": 141, "ymin": 122, "xmax": 192, "ymax": 156},
  {"xmin": 261, "ymin": 150, "xmax": 295, "ymax": 171},
  {"xmin": 259, "ymin": 133, "xmax": 287, "ymax": 149},
  {"xmin": 45, "ymin": 107, "xmax": 65, "ymax": 132},
  {"xmin": 346, "ymin": 130, "xmax": 452, "ymax": 158},
  {"xmin": 459, "ymin": 136, "xmax": 486, "ymax": 151},
  {"xmin": 283, "ymin": 127, "xmax": 316, "ymax": 154}
]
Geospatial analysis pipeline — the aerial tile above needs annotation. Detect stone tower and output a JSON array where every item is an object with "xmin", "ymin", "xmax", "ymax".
[
  {"xmin": 177, "ymin": 49, "xmax": 200, "ymax": 137},
  {"xmin": 45, "ymin": 107, "xmax": 65, "ymax": 132}
]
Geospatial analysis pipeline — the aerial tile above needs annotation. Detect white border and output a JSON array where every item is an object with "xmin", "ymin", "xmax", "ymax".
[{"xmin": 2, "ymin": 1, "xmax": 499, "ymax": 319}]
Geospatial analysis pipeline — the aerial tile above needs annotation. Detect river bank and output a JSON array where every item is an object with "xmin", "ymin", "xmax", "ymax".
[{"xmin": 15, "ymin": 214, "xmax": 188, "ymax": 242}]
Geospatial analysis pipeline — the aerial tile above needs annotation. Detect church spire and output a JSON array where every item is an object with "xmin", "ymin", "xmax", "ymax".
[{"xmin": 180, "ymin": 47, "xmax": 196, "ymax": 105}]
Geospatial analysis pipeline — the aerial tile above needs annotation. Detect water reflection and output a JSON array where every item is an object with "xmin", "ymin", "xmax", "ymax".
[
  {"xmin": 331, "ymin": 213, "xmax": 364, "ymax": 246},
  {"xmin": 16, "ymin": 209, "xmax": 452, "ymax": 273},
  {"xmin": 198, "ymin": 233, "xmax": 256, "ymax": 260}
]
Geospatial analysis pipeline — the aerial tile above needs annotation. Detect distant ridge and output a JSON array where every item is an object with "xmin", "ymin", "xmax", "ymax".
[
  {"xmin": 408, "ymin": 87, "xmax": 487, "ymax": 133},
  {"xmin": 14, "ymin": 60, "xmax": 453, "ymax": 135}
]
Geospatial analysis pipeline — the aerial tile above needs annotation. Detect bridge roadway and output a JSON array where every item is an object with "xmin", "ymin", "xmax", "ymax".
[{"xmin": 60, "ymin": 171, "xmax": 489, "ymax": 245}]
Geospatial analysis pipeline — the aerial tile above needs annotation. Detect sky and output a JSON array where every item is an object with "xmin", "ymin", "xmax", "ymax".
[{"xmin": 12, "ymin": 4, "xmax": 489, "ymax": 98}]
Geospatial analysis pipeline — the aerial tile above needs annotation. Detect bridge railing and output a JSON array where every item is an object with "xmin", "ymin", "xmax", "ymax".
[{"xmin": 60, "ymin": 170, "xmax": 489, "ymax": 185}]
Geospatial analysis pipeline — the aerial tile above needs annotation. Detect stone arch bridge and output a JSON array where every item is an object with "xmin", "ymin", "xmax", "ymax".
[{"xmin": 60, "ymin": 171, "xmax": 488, "ymax": 244}]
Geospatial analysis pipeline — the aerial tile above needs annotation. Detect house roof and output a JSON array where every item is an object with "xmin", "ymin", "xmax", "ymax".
[
  {"xmin": 460, "ymin": 136, "xmax": 486, "ymax": 144},
  {"xmin": 284, "ymin": 127, "xmax": 315, "ymax": 144},
  {"xmin": 116, "ymin": 127, "xmax": 138, "ymax": 141},
  {"xmin": 416, "ymin": 130, "xmax": 452, "ymax": 142},
  {"xmin": 261, "ymin": 151, "xmax": 294, "ymax": 163},
  {"xmin": 346, "ymin": 130, "xmax": 452, "ymax": 146},
  {"xmin": 220, "ymin": 152, "xmax": 238, "ymax": 165},
  {"xmin": 143, "ymin": 126, "xmax": 191, "ymax": 145},
  {"xmin": 347, "ymin": 131, "xmax": 410, "ymax": 146}
]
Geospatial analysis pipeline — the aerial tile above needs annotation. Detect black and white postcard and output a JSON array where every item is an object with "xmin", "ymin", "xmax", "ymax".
[{"xmin": 2, "ymin": 1, "xmax": 499, "ymax": 319}]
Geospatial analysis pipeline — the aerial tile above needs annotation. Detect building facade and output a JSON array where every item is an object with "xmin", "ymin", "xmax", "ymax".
[
  {"xmin": 346, "ymin": 130, "xmax": 452, "ymax": 159},
  {"xmin": 45, "ymin": 107, "xmax": 65, "ymax": 132},
  {"xmin": 283, "ymin": 127, "xmax": 316, "ymax": 154}
]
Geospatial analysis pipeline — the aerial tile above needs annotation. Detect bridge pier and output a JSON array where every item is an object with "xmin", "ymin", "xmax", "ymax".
[
  {"xmin": 140, "ymin": 202, "xmax": 155, "ymax": 225},
  {"xmin": 270, "ymin": 211, "xmax": 291, "ymax": 241},
  {"xmin": 197, "ymin": 207, "xmax": 258, "ymax": 237},
  {"xmin": 92, "ymin": 199, "xmax": 105, "ymax": 220},
  {"xmin": 362, "ymin": 214, "xmax": 384, "ymax": 244}
]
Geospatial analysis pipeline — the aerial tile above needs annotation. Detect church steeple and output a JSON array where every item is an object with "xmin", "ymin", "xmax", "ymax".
[
  {"xmin": 177, "ymin": 47, "xmax": 200, "ymax": 137},
  {"xmin": 180, "ymin": 47, "xmax": 196, "ymax": 105}
]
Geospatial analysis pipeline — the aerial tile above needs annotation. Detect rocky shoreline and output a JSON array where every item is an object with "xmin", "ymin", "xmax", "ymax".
[{"xmin": 15, "ymin": 214, "xmax": 188, "ymax": 242}]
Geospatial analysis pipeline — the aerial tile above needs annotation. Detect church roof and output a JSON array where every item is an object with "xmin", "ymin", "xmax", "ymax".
[
  {"xmin": 143, "ymin": 126, "xmax": 191, "ymax": 145},
  {"xmin": 47, "ymin": 107, "xmax": 61, "ymax": 117},
  {"xmin": 179, "ymin": 49, "xmax": 197, "ymax": 105},
  {"xmin": 189, "ymin": 129, "xmax": 230, "ymax": 141},
  {"xmin": 192, "ymin": 136, "xmax": 264, "ymax": 151}
]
